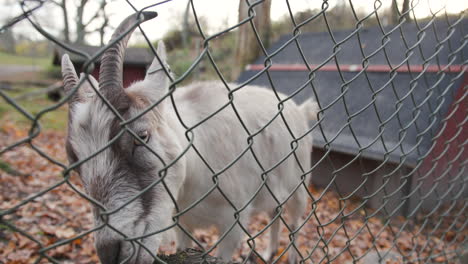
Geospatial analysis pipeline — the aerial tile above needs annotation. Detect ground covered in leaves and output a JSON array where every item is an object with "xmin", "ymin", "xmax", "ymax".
[{"xmin": 0, "ymin": 123, "xmax": 466, "ymax": 264}]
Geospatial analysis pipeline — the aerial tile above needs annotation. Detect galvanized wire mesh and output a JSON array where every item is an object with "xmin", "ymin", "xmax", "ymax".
[{"xmin": 0, "ymin": 0, "xmax": 466, "ymax": 263}]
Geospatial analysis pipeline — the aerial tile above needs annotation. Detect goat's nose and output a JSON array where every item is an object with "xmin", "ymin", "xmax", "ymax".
[{"xmin": 96, "ymin": 239, "xmax": 121, "ymax": 264}]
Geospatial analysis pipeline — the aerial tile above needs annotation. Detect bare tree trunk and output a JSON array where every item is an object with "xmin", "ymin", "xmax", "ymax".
[
  {"xmin": 74, "ymin": 0, "xmax": 110, "ymax": 45},
  {"xmin": 61, "ymin": 0, "xmax": 70, "ymax": 43},
  {"xmin": 99, "ymin": 9, "xmax": 110, "ymax": 46},
  {"xmin": 390, "ymin": 0, "xmax": 399, "ymax": 24},
  {"xmin": 50, "ymin": 0, "xmax": 70, "ymax": 43},
  {"xmin": 235, "ymin": 0, "xmax": 272, "ymax": 74},
  {"xmin": 390, "ymin": 0, "xmax": 411, "ymax": 24},
  {"xmin": 1, "ymin": 28, "xmax": 16, "ymax": 53},
  {"xmin": 75, "ymin": 0, "xmax": 87, "ymax": 44},
  {"xmin": 181, "ymin": 0, "xmax": 191, "ymax": 48},
  {"xmin": 402, "ymin": 0, "xmax": 410, "ymax": 22}
]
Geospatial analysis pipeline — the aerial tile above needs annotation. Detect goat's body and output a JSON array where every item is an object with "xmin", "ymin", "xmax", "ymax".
[
  {"xmin": 165, "ymin": 81, "xmax": 313, "ymax": 260},
  {"xmin": 62, "ymin": 15, "xmax": 315, "ymax": 263}
]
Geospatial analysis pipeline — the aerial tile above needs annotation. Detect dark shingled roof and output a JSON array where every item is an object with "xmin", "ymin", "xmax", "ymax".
[
  {"xmin": 249, "ymin": 19, "xmax": 467, "ymax": 66},
  {"xmin": 238, "ymin": 19, "xmax": 467, "ymax": 167},
  {"xmin": 53, "ymin": 44, "xmax": 154, "ymax": 67}
]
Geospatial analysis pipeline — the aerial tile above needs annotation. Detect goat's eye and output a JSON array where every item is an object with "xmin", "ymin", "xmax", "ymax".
[{"xmin": 134, "ymin": 131, "xmax": 150, "ymax": 146}]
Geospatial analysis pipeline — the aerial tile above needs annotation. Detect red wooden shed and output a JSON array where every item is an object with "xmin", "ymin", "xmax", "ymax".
[
  {"xmin": 238, "ymin": 19, "xmax": 467, "ymax": 215},
  {"xmin": 53, "ymin": 44, "xmax": 153, "ymax": 88}
]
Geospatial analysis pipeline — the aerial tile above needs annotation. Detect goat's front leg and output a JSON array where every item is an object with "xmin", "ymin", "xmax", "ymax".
[
  {"xmin": 215, "ymin": 222, "xmax": 244, "ymax": 261},
  {"xmin": 176, "ymin": 225, "xmax": 193, "ymax": 251},
  {"xmin": 215, "ymin": 211, "xmax": 251, "ymax": 261},
  {"xmin": 262, "ymin": 211, "xmax": 280, "ymax": 262}
]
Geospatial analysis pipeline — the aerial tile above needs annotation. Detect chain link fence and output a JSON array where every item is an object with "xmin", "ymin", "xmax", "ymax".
[{"xmin": 0, "ymin": 0, "xmax": 467, "ymax": 263}]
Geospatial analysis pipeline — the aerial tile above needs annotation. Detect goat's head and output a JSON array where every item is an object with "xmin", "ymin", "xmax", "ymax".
[{"xmin": 61, "ymin": 12, "xmax": 184, "ymax": 264}]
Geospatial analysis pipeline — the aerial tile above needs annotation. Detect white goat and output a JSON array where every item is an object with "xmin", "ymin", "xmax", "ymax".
[{"xmin": 61, "ymin": 12, "xmax": 317, "ymax": 264}]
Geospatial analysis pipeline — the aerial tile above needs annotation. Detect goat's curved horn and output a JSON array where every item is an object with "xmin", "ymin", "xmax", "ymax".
[
  {"xmin": 99, "ymin": 11, "xmax": 157, "ymax": 98},
  {"xmin": 61, "ymin": 54, "xmax": 79, "ymax": 97}
]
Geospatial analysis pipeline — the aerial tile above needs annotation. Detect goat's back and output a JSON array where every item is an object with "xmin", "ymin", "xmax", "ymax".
[{"xmin": 169, "ymin": 81, "xmax": 312, "ymax": 224}]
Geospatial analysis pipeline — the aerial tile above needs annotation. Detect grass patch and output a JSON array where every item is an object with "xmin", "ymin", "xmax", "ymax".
[
  {"xmin": 0, "ymin": 86, "xmax": 68, "ymax": 131},
  {"xmin": 0, "ymin": 52, "xmax": 51, "ymax": 68}
]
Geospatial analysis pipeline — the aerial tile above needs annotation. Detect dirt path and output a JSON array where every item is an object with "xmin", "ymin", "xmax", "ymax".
[{"xmin": 0, "ymin": 64, "xmax": 41, "ymax": 78}]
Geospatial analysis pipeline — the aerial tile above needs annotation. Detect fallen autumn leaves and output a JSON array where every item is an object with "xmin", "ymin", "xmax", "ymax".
[
  {"xmin": 1, "ymin": 123, "xmax": 97, "ymax": 264},
  {"xmin": 0, "ymin": 123, "xmax": 466, "ymax": 263}
]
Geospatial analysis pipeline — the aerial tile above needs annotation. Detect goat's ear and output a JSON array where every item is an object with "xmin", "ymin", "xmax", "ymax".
[
  {"xmin": 157, "ymin": 40, "xmax": 167, "ymax": 62},
  {"xmin": 61, "ymin": 54, "xmax": 79, "ymax": 97},
  {"xmin": 144, "ymin": 41, "xmax": 170, "ymax": 83},
  {"xmin": 62, "ymin": 54, "xmax": 101, "ymax": 105},
  {"xmin": 78, "ymin": 73, "xmax": 99, "ymax": 97},
  {"xmin": 134, "ymin": 41, "xmax": 170, "ymax": 104},
  {"xmin": 84, "ymin": 73, "xmax": 99, "ymax": 88}
]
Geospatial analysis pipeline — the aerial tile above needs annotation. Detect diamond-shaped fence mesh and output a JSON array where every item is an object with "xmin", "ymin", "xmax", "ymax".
[{"xmin": 0, "ymin": 0, "xmax": 466, "ymax": 263}]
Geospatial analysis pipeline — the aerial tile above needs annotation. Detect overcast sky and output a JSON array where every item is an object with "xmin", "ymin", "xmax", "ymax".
[{"xmin": 1, "ymin": 0, "xmax": 467, "ymax": 45}]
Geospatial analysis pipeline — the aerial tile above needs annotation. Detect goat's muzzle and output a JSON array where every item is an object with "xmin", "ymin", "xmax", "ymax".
[{"xmin": 96, "ymin": 237, "xmax": 121, "ymax": 264}]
